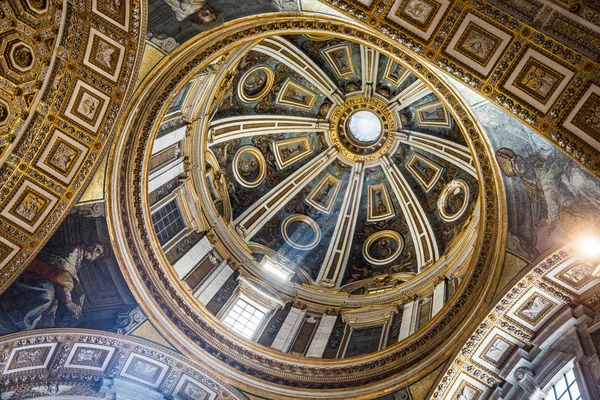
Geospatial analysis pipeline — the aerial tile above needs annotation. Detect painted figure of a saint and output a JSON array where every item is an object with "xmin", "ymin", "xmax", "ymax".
[{"xmin": 0, "ymin": 240, "xmax": 111, "ymax": 334}]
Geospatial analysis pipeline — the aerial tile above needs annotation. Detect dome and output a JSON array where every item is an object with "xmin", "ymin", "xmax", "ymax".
[
  {"xmin": 108, "ymin": 14, "xmax": 504, "ymax": 396},
  {"xmin": 203, "ymin": 34, "xmax": 479, "ymax": 291}
]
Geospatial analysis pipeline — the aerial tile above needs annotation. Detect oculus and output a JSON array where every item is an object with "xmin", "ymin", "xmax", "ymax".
[
  {"xmin": 238, "ymin": 65, "xmax": 274, "ymax": 103},
  {"xmin": 347, "ymin": 110, "xmax": 382, "ymax": 144},
  {"xmin": 437, "ymin": 179, "xmax": 469, "ymax": 222},
  {"xmin": 363, "ymin": 230, "xmax": 404, "ymax": 265},
  {"xmin": 329, "ymin": 96, "xmax": 397, "ymax": 162},
  {"xmin": 281, "ymin": 214, "xmax": 321, "ymax": 250},
  {"xmin": 232, "ymin": 146, "xmax": 266, "ymax": 188}
]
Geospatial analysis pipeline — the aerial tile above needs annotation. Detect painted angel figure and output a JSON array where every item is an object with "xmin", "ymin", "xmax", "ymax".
[
  {"xmin": 520, "ymin": 296, "xmax": 548, "ymax": 320},
  {"xmin": 50, "ymin": 145, "xmax": 77, "ymax": 171}
]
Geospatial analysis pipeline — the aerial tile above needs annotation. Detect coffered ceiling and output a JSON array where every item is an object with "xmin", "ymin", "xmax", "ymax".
[{"xmin": 0, "ymin": 0, "xmax": 145, "ymax": 291}]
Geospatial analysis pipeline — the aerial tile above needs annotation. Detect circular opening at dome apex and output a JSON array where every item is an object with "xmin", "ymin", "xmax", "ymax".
[{"xmin": 348, "ymin": 111, "xmax": 382, "ymax": 143}]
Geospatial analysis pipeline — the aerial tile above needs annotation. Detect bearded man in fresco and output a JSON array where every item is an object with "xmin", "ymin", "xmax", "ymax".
[{"xmin": 0, "ymin": 239, "xmax": 111, "ymax": 334}]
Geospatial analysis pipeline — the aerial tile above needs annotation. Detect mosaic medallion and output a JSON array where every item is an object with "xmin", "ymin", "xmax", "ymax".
[
  {"xmin": 238, "ymin": 65, "xmax": 274, "ymax": 103},
  {"xmin": 438, "ymin": 179, "xmax": 469, "ymax": 222},
  {"xmin": 232, "ymin": 146, "xmax": 266, "ymax": 188},
  {"xmin": 363, "ymin": 230, "xmax": 404, "ymax": 265},
  {"xmin": 282, "ymin": 214, "xmax": 321, "ymax": 250}
]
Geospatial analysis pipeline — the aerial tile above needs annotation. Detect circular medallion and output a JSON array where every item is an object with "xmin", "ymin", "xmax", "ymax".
[
  {"xmin": 329, "ymin": 96, "xmax": 397, "ymax": 162},
  {"xmin": 347, "ymin": 110, "xmax": 382, "ymax": 144},
  {"xmin": 438, "ymin": 179, "xmax": 469, "ymax": 222},
  {"xmin": 282, "ymin": 214, "xmax": 321, "ymax": 250},
  {"xmin": 232, "ymin": 146, "xmax": 266, "ymax": 188},
  {"xmin": 363, "ymin": 230, "xmax": 404, "ymax": 265},
  {"xmin": 238, "ymin": 65, "xmax": 274, "ymax": 103}
]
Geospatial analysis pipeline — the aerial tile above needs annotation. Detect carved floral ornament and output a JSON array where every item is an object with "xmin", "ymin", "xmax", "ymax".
[
  {"xmin": 0, "ymin": 0, "xmax": 144, "ymax": 291},
  {"xmin": 107, "ymin": 15, "xmax": 506, "ymax": 397}
]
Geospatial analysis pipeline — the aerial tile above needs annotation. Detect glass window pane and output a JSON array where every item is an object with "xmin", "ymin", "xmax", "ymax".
[
  {"xmin": 554, "ymin": 378, "xmax": 567, "ymax": 397},
  {"xmin": 570, "ymin": 384, "xmax": 580, "ymax": 400},
  {"xmin": 152, "ymin": 199, "xmax": 185, "ymax": 245},
  {"xmin": 550, "ymin": 369, "xmax": 582, "ymax": 400},
  {"xmin": 566, "ymin": 369, "xmax": 575, "ymax": 384},
  {"xmin": 222, "ymin": 297, "xmax": 266, "ymax": 339},
  {"xmin": 345, "ymin": 326, "xmax": 383, "ymax": 358}
]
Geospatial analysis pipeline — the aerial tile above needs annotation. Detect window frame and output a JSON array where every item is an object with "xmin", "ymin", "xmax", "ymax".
[
  {"xmin": 342, "ymin": 324, "xmax": 386, "ymax": 358},
  {"xmin": 220, "ymin": 294, "xmax": 270, "ymax": 341},
  {"xmin": 545, "ymin": 365, "xmax": 583, "ymax": 400},
  {"xmin": 151, "ymin": 197, "xmax": 187, "ymax": 248}
]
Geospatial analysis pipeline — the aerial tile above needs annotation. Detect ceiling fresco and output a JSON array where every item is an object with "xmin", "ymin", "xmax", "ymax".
[
  {"xmin": 0, "ymin": 202, "xmax": 140, "ymax": 336},
  {"xmin": 147, "ymin": 0, "xmax": 298, "ymax": 53},
  {"xmin": 203, "ymin": 34, "xmax": 480, "ymax": 288},
  {"xmin": 213, "ymin": 50, "xmax": 331, "ymax": 120},
  {"xmin": 460, "ymin": 85, "xmax": 600, "ymax": 262},
  {"xmin": 283, "ymin": 35, "xmax": 364, "ymax": 95}
]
